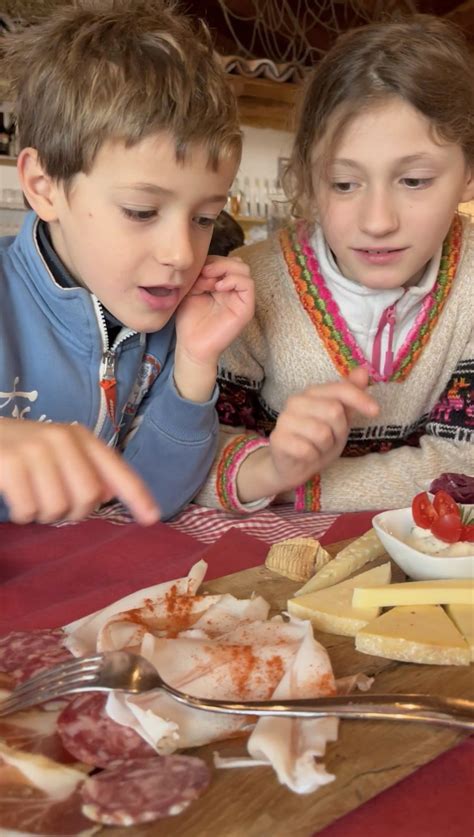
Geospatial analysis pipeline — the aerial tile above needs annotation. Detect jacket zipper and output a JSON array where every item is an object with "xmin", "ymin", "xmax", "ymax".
[{"xmin": 92, "ymin": 297, "xmax": 135, "ymax": 439}]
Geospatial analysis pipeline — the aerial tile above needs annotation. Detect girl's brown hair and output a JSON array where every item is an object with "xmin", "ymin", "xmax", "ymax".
[
  {"xmin": 284, "ymin": 14, "xmax": 474, "ymax": 219},
  {"xmin": 0, "ymin": 0, "xmax": 242, "ymax": 186}
]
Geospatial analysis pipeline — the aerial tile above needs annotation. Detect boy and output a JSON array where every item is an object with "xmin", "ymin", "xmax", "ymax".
[{"xmin": 0, "ymin": 0, "xmax": 254, "ymax": 524}]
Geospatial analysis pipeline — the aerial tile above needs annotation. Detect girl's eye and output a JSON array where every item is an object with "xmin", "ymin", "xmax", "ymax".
[
  {"xmin": 401, "ymin": 177, "xmax": 433, "ymax": 189},
  {"xmin": 121, "ymin": 207, "xmax": 157, "ymax": 222},
  {"xmin": 332, "ymin": 181, "xmax": 357, "ymax": 193},
  {"xmin": 194, "ymin": 216, "xmax": 216, "ymax": 230}
]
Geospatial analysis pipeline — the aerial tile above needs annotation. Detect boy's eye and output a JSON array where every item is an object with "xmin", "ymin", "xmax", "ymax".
[
  {"xmin": 194, "ymin": 216, "xmax": 216, "ymax": 230},
  {"xmin": 121, "ymin": 207, "xmax": 157, "ymax": 222},
  {"xmin": 401, "ymin": 177, "xmax": 433, "ymax": 189}
]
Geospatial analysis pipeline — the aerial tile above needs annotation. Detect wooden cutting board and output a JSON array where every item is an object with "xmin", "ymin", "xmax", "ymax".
[{"xmin": 111, "ymin": 539, "xmax": 473, "ymax": 837}]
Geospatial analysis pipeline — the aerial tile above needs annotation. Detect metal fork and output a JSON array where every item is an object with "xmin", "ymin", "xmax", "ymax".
[{"xmin": 0, "ymin": 651, "xmax": 473, "ymax": 729}]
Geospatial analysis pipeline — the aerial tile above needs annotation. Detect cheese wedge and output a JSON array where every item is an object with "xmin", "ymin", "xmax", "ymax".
[
  {"xmin": 287, "ymin": 562, "xmax": 391, "ymax": 637},
  {"xmin": 355, "ymin": 604, "xmax": 470, "ymax": 666},
  {"xmin": 295, "ymin": 528, "xmax": 386, "ymax": 596},
  {"xmin": 445, "ymin": 604, "xmax": 474, "ymax": 661},
  {"xmin": 352, "ymin": 578, "xmax": 474, "ymax": 609}
]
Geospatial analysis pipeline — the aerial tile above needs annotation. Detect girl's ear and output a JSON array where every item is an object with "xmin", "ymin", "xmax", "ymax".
[
  {"xmin": 460, "ymin": 166, "xmax": 474, "ymax": 204},
  {"xmin": 16, "ymin": 148, "xmax": 62, "ymax": 221}
]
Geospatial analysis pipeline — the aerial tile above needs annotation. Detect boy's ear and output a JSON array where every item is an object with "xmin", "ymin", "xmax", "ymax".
[{"xmin": 17, "ymin": 148, "xmax": 61, "ymax": 221}]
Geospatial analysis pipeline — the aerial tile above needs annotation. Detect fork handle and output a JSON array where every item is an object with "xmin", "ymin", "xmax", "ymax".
[{"xmin": 163, "ymin": 688, "xmax": 474, "ymax": 730}]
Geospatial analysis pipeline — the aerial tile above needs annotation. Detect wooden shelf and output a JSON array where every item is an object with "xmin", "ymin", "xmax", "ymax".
[
  {"xmin": 0, "ymin": 155, "xmax": 17, "ymax": 166},
  {"xmin": 234, "ymin": 215, "xmax": 267, "ymax": 227},
  {"xmin": 226, "ymin": 75, "xmax": 299, "ymax": 132}
]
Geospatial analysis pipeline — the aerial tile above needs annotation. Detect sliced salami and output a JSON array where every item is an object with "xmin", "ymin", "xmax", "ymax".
[
  {"xmin": 0, "ymin": 628, "xmax": 72, "ymax": 684},
  {"xmin": 81, "ymin": 755, "xmax": 211, "ymax": 826},
  {"xmin": 57, "ymin": 692, "xmax": 157, "ymax": 767}
]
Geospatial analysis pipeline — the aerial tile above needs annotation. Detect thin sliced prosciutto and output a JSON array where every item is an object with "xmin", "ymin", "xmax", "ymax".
[{"xmin": 0, "ymin": 743, "xmax": 97, "ymax": 836}]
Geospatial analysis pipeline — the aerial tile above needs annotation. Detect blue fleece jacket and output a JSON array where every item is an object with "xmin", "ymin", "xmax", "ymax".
[{"xmin": 0, "ymin": 212, "xmax": 219, "ymax": 521}]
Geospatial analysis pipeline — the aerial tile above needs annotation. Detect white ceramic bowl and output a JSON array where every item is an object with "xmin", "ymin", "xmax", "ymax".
[{"xmin": 372, "ymin": 507, "xmax": 474, "ymax": 580}]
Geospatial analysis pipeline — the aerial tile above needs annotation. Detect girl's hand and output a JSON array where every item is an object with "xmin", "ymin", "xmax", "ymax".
[
  {"xmin": 0, "ymin": 419, "xmax": 160, "ymax": 525},
  {"xmin": 237, "ymin": 369, "xmax": 380, "ymax": 501},
  {"xmin": 173, "ymin": 256, "xmax": 255, "ymax": 402}
]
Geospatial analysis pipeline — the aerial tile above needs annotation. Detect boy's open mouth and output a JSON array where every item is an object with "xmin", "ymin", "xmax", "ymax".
[{"xmin": 140, "ymin": 286, "xmax": 174, "ymax": 297}]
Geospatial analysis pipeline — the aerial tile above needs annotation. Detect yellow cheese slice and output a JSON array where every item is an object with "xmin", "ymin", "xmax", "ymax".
[
  {"xmin": 295, "ymin": 528, "xmax": 386, "ymax": 596},
  {"xmin": 352, "ymin": 578, "xmax": 474, "ymax": 609},
  {"xmin": 355, "ymin": 604, "xmax": 470, "ymax": 666},
  {"xmin": 445, "ymin": 604, "xmax": 474, "ymax": 661},
  {"xmin": 287, "ymin": 562, "xmax": 391, "ymax": 637}
]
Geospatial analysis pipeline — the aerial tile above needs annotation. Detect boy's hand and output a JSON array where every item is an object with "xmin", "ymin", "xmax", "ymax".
[
  {"xmin": 237, "ymin": 368, "xmax": 380, "ymax": 501},
  {"xmin": 173, "ymin": 256, "xmax": 254, "ymax": 402},
  {"xmin": 0, "ymin": 419, "xmax": 160, "ymax": 526}
]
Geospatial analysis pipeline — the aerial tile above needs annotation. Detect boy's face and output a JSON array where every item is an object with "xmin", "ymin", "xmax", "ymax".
[
  {"xmin": 46, "ymin": 134, "xmax": 237, "ymax": 332},
  {"xmin": 314, "ymin": 98, "xmax": 474, "ymax": 289}
]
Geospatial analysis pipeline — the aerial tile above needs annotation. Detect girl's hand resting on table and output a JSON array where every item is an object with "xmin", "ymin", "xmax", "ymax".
[
  {"xmin": 0, "ymin": 419, "xmax": 160, "ymax": 525},
  {"xmin": 174, "ymin": 256, "xmax": 255, "ymax": 402},
  {"xmin": 237, "ymin": 368, "xmax": 380, "ymax": 502}
]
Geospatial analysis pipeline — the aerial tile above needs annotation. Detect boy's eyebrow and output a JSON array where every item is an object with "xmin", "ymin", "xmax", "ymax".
[{"xmin": 116, "ymin": 182, "xmax": 228, "ymax": 202}]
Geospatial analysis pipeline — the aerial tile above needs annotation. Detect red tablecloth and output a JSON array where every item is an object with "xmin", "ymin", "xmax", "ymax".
[{"xmin": 0, "ymin": 513, "xmax": 472, "ymax": 837}]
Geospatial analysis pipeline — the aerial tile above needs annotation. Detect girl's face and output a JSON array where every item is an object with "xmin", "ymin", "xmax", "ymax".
[{"xmin": 314, "ymin": 98, "xmax": 474, "ymax": 289}]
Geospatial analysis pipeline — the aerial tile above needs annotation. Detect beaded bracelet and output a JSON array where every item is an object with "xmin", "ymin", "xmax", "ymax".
[{"xmin": 216, "ymin": 433, "xmax": 274, "ymax": 513}]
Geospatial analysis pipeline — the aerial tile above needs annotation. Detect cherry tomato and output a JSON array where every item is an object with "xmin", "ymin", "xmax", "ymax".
[
  {"xmin": 461, "ymin": 524, "xmax": 474, "ymax": 543},
  {"xmin": 431, "ymin": 513, "xmax": 463, "ymax": 543},
  {"xmin": 432, "ymin": 490, "xmax": 460, "ymax": 519},
  {"xmin": 412, "ymin": 492, "xmax": 438, "ymax": 529}
]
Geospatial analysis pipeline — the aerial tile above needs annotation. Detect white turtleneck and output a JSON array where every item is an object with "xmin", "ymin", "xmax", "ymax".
[{"xmin": 311, "ymin": 226, "xmax": 442, "ymax": 378}]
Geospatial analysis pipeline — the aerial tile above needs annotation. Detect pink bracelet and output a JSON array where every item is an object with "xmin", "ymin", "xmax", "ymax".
[
  {"xmin": 216, "ymin": 434, "xmax": 272, "ymax": 512},
  {"xmin": 295, "ymin": 476, "xmax": 321, "ymax": 512}
]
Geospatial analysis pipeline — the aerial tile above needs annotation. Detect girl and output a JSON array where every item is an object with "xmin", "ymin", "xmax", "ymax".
[{"xmin": 196, "ymin": 14, "xmax": 474, "ymax": 514}]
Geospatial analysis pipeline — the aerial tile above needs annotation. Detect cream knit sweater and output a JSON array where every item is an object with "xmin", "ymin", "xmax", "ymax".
[{"xmin": 195, "ymin": 213, "xmax": 473, "ymax": 512}]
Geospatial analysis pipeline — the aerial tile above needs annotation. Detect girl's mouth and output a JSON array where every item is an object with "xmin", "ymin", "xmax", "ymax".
[{"xmin": 353, "ymin": 247, "xmax": 407, "ymax": 265}]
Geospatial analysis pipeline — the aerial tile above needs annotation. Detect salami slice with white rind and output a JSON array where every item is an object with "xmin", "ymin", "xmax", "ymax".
[
  {"xmin": 81, "ymin": 755, "xmax": 211, "ymax": 825},
  {"xmin": 0, "ymin": 628, "xmax": 72, "ymax": 684},
  {"xmin": 57, "ymin": 693, "xmax": 157, "ymax": 767}
]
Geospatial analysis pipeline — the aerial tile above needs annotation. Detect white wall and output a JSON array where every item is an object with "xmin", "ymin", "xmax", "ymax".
[
  {"xmin": 0, "ymin": 124, "xmax": 294, "ymax": 192},
  {"xmin": 238, "ymin": 125, "xmax": 293, "ymax": 188}
]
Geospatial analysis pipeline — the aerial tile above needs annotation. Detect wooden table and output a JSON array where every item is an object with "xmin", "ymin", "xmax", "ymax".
[{"xmin": 102, "ymin": 539, "xmax": 473, "ymax": 837}]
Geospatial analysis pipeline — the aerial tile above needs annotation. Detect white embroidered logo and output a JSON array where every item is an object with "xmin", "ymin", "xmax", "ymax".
[{"xmin": 0, "ymin": 377, "xmax": 49, "ymax": 421}]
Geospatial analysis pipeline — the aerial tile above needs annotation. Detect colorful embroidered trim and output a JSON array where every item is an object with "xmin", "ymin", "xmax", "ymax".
[
  {"xmin": 216, "ymin": 433, "xmax": 271, "ymax": 512},
  {"xmin": 280, "ymin": 215, "xmax": 463, "ymax": 383},
  {"xmin": 295, "ymin": 475, "xmax": 321, "ymax": 512}
]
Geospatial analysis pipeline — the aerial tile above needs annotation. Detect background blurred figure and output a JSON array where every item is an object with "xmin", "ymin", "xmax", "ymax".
[{"xmin": 209, "ymin": 210, "xmax": 245, "ymax": 256}]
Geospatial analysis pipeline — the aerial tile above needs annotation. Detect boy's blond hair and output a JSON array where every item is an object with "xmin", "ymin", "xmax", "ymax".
[{"xmin": 1, "ymin": 0, "xmax": 242, "ymax": 185}]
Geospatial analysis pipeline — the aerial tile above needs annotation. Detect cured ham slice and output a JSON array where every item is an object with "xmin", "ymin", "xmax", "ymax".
[
  {"xmin": 80, "ymin": 755, "xmax": 210, "ymax": 825},
  {"xmin": 57, "ymin": 692, "xmax": 157, "ymax": 767},
  {"xmin": 60, "ymin": 561, "xmax": 356, "ymax": 795},
  {"xmin": 0, "ymin": 629, "xmax": 72, "ymax": 685},
  {"xmin": 0, "ymin": 743, "xmax": 97, "ymax": 836},
  {"xmin": 0, "ymin": 707, "xmax": 77, "ymax": 764},
  {"xmin": 64, "ymin": 560, "xmax": 208, "ymax": 655}
]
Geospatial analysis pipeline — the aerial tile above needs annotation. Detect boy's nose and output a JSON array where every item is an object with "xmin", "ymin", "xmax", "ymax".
[
  {"xmin": 359, "ymin": 188, "xmax": 399, "ymax": 237},
  {"xmin": 155, "ymin": 222, "xmax": 195, "ymax": 271}
]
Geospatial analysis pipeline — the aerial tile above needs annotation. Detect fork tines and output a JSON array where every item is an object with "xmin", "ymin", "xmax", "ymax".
[{"xmin": 0, "ymin": 653, "xmax": 103, "ymax": 717}]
